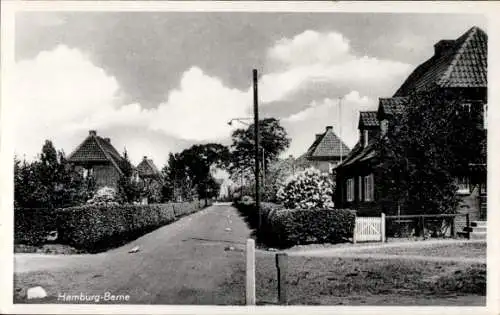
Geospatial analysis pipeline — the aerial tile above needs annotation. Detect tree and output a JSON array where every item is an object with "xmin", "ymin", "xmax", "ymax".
[
  {"xmin": 229, "ymin": 118, "xmax": 290, "ymax": 183},
  {"xmin": 375, "ymin": 89, "xmax": 486, "ymax": 215},
  {"xmin": 161, "ymin": 144, "xmax": 230, "ymax": 202},
  {"xmin": 14, "ymin": 140, "xmax": 93, "ymax": 209},
  {"xmin": 117, "ymin": 149, "xmax": 141, "ymax": 203}
]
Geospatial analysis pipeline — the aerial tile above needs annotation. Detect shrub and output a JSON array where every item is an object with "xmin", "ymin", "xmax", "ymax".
[
  {"xmin": 54, "ymin": 201, "xmax": 207, "ymax": 251},
  {"xmin": 264, "ymin": 208, "xmax": 356, "ymax": 247},
  {"xmin": 14, "ymin": 208, "xmax": 58, "ymax": 245},
  {"xmin": 172, "ymin": 200, "xmax": 201, "ymax": 217},
  {"xmin": 233, "ymin": 200, "xmax": 354, "ymax": 248},
  {"xmin": 87, "ymin": 186, "xmax": 119, "ymax": 205},
  {"xmin": 276, "ymin": 167, "xmax": 335, "ymax": 210}
]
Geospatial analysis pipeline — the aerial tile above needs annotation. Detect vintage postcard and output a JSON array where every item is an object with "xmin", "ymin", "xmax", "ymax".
[{"xmin": 1, "ymin": 1, "xmax": 499, "ymax": 314}]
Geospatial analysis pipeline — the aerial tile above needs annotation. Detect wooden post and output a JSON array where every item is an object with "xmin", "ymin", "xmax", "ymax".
[
  {"xmin": 381, "ymin": 213, "xmax": 386, "ymax": 243},
  {"xmin": 276, "ymin": 253, "xmax": 288, "ymax": 305},
  {"xmin": 466, "ymin": 213, "xmax": 470, "ymax": 240},
  {"xmin": 246, "ymin": 239, "xmax": 256, "ymax": 305}
]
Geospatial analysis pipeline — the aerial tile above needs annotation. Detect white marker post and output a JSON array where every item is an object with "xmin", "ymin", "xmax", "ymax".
[
  {"xmin": 381, "ymin": 212, "xmax": 386, "ymax": 243},
  {"xmin": 246, "ymin": 238, "xmax": 256, "ymax": 305}
]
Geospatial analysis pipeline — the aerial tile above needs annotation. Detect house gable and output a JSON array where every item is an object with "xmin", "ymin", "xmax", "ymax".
[
  {"xmin": 305, "ymin": 126, "xmax": 350, "ymax": 160},
  {"xmin": 394, "ymin": 26, "xmax": 487, "ymax": 97},
  {"xmin": 67, "ymin": 130, "xmax": 125, "ymax": 175},
  {"xmin": 137, "ymin": 156, "xmax": 161, "ymax": 178}
]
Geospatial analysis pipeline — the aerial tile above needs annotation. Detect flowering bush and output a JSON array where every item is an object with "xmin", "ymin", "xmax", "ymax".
[
  {"xmin": 276, "ymin": 167, "xmax": 335, "ymax": 210},
  {"xmin": 87, "ymin": 186, "xmax": 119, "ymax": 205}
]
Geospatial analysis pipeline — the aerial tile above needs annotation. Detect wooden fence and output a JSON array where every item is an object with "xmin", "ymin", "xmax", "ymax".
[{"xmin": 353, "ymin": 213, "xmax": 386, "ymax": 243}]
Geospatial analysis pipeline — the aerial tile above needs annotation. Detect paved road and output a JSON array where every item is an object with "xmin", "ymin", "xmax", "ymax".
[{"xmin": 15, "ymin": 205, "xmax": 252, "ymax": 304}]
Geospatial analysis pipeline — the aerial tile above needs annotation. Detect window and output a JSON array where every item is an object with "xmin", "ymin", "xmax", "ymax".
[
  {"xmin": 82, "ymin": 168, "xmax": 93, "ymax": 179},
  {"xmin": 480, "ymin": 182, "xmax": 487, "ymax": 195},
  {"xmin": 358, "ymin": 176, "xmax": 363, "ymax": 201},
  {"xmin": 364, "ymin": 174, "xmax": 374, "ymax": 201},
  {"xmin": 364, "ymin": 130, "xmax": 369, "ymax": 147},
  {"xmin": 456, "ymin": 177, "xmax": 471, "ymax": 194},
  {"xmin": 346, "ymin": 178, "xmax": 354, "ymax": 202},
  {"xmin": 461, "ymin": 102, "xmax": 472, "ymax": 113}
]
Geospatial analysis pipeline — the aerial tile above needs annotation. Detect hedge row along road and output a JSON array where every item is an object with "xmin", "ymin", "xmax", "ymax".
[{"xmin": 14, "ymin": 204, "xmax": 253, "ymax": 304}]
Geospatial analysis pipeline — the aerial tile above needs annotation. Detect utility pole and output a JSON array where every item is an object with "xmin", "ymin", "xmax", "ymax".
[
  {"xmin": 339, "ymin": 97, "xmax": 344, "ymax": 164},
  {"xmin": 253, "ymin": 69, "xmax": 261, "ymax": 229}
]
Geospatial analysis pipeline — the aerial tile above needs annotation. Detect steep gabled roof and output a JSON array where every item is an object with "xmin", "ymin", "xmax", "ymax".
[
  {"xmin": 358, "ymin": 111, "xmax": 379, "ymax": 129},
  {"xmin": 377, "ymin": 96, "xmax": 409, "ymax": 120},
  {"xmin": 67, "ymin": 130, "xmax": 126, "ymax": 174},
  {"xmin": 137, "ymin": 156, "xmax": 161, "ymax": 177},
  {"xmin": 394, "ymin": 26, "xmax": 487, "ymax": 96},
  {"xmin": 305, "ymin": 126, "xmax": 350, "ymax": 159},
  {"xmin": 335, "ymin": 138, "xmax": 377, "ymax": 170}
]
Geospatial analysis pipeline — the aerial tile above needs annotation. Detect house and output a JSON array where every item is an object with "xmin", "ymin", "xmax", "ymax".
[
  {"xmin": 136, "ymin": 156, "xmax": 163, "ymax": 204},
  {"xmin": 67, "ymin": 130, "xmax": 131, "ymax": 189},
  {"xmin": 297, "ymin": 126, "xmax": 350, "ymax": 174},
  {"xmin": 335, "ymin": 26, "xmax": 487, "ymax": 220}
]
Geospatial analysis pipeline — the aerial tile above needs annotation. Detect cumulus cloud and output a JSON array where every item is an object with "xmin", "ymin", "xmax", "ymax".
[
  {"xmin": 282, "ymin": 90, "xmax": 377, "ymax": 157},
  {"xmin": 11, "ymin": 45, "xmax": 250, "ymax": 165},
  {"xmin": 12, "ymin": 30, "xmax": 412, "ymax": 166},
  {"xmin": 150, "ymin": 67, "xmax": 250, "ymax": 141},
  {"xmin": 259, "ymin": 30, "xmax": 412, "ymax": 104},
  {"xmin": 12, "ymin": 45, "xmax": 121, "ymax": 159}
]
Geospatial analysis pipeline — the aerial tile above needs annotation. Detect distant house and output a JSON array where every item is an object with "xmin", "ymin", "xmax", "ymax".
[
  {"xmin": 335, "ymin": 26, "xmax": 487, "ymax": 220},
  {"xmin": 297, "ymin": 126, "xmax": 350, "ymax": 174},
  {"xmin": 67, "ymin": 130, "xmax": 131, "ymax": 189},
  {"xmin": 136, "ymin": 156, "xmax": 162, "ymax": 204}
]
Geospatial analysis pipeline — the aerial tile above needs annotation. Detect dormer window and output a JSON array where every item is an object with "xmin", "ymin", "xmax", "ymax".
[{"xmin": 364, "ymin": 130, "xmax": 369, "ymax": 147}]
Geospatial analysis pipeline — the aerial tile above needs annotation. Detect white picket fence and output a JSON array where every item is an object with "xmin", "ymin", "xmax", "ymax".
[{"xmin": 353, "ymin": 213, "xmax": 386, "ymax": 243}]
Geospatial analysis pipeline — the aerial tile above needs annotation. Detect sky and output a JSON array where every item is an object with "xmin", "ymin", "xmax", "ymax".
[{"xmin": 13, "ymin": 12, "xmax": 487, "ymax": 169}]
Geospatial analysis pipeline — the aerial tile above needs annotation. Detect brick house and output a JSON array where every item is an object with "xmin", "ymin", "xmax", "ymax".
[
  {"xmin": 136, "ymin": 156, "xmax": 162, "ymax": 204},
  {"xmin": 296, "ymin": 126, "xmax": 350, "ymax": 174},
  {"xmin": 335, "ymin": 26, "xmax": 487, "ymax": 220},
  {"xmin": 67, "ymin": 130, "xmax": 132, "ymax": 189}
]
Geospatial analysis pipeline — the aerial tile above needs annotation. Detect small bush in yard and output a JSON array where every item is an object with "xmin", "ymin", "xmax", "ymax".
[
  {"xmin": 86, "ymin": 186, "xmax": 119, "ymax": 205},
  {"xmin": 276, "ymin": 167, "xmax": 335, "ymax": 210}
]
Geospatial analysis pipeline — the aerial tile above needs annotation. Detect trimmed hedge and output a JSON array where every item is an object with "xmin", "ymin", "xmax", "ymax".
[
  {"xmin": 15, "ymin": 200, "xmax": 208, "ymax": 252},
  {"xmin": 14, "ymin": 208, "xmax": 58, "ymax": 246},
  {"xmin": 234, "ymin": 201, "xmax": 355, "ymax": 248}
]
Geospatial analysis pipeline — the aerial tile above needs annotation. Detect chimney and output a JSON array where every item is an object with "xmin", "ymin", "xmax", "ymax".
[
  {"xmin": 315, "ymin": 134, "xmax": 322, "ymax": 140},
  {"xmin": 104, "ymin": 138, "xmax": 111, "ymax": 143},
  {"xmin": 434, "ymin": 40, "xmax": 454, "ymax": 57},
  {"xmin": 326, "ymin": 126, "xmax": 333, "ymax": 131},
  {"xmin": 143, "ymin": 156, "xmax": 148, "ymax": 160},
  {"xmin": 89, "ymin": 130, "xmax": 97, "ymax": 136}
]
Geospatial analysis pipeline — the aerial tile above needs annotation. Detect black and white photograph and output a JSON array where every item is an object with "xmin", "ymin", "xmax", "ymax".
[{"xmin": 1, "ymin": 1, "xmax": 499, "ymax": 313}]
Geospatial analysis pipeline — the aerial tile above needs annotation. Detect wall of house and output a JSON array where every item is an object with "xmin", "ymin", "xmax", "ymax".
[
  {"xmin": 307, "ymin": 158, "xmax": 342, "ymax": 174},
  {"xmin": 74, "ymin": 163, "xmax": 121, "ymax": 189},
  {"xmin": 335, "ymin": 165, "xmax": 382, "ymax": 216},
  {"xmin": 93, "ymin": 164, "xmax": 121, "ymax": 189}
]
